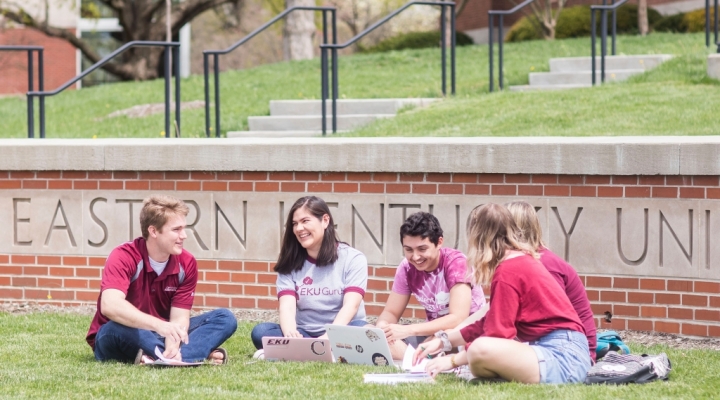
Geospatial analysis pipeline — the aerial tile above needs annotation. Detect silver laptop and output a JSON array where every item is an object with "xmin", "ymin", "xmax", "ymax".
[
  {"xmin": 262, "ymin": 337, "xmax": 333, "ymax": 363},
  {"xmin": 325, "ymin": 325, "xmax": 398, "ymax": 367}
]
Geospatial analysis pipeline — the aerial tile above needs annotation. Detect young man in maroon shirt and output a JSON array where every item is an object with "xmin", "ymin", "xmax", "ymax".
[{"xmin": 86, "ymin": 195, "xmax": 237, "ymax": 364}]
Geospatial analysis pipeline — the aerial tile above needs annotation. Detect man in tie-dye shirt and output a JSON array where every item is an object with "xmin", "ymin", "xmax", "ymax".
[{"xmin": 375, "ymin": 212, "xmax": 485, "ymax": 360}]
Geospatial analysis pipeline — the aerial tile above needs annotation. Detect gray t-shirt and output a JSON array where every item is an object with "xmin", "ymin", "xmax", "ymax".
[{"xmin": 277, "ymin": 243, "xmax": 368, "ymax": 334}]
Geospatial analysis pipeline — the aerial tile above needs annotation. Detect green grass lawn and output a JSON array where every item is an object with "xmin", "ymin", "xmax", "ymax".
[
  {"xmin": 1, "ymin": 312, "xmax": 718, "ymax": 399},
  {"xmin": 0, "ymin": 32, "xmax": 715, "ymax": 138}
]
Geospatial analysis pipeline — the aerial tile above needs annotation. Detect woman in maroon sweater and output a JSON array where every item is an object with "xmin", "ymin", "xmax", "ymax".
[
  {"xmin": 414, "ymin": 203, "xmax": 591, "ymax": 384},
  {"xmin": 506, "ymin": 201, "xmax": 597, "ymax": 362}
]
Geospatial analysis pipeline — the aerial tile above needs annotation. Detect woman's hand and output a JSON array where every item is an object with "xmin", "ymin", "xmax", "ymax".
[
  {"xmin": 413, "ymin": 337, "xmax": 443, "ymax": 365},
  {"xmin": 425, "ymin": 355, "xmax": 455, "ymax": 378},
  {"xmin": 283, "ymin": 330, "xmax": 303, "ymax": 338}
]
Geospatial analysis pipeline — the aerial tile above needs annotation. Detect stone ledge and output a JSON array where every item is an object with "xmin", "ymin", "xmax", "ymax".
[{"xmin": 1, "ymin": 136, "xmax": 719, "ymax": 174}]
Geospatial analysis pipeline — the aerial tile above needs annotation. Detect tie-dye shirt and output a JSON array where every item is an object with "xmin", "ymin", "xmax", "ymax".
[{"xmin": 391, "ymin": 247, "xmax": 485, "ymax": 321}]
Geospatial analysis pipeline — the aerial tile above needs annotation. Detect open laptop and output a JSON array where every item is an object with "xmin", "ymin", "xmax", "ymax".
[
  {"xmin": 325, "ymin": 325, "xmax": 399, "ymax": 368},
  {"xmin": 261, "ymin": 337, "xmax": 333, "ymax": 363}
]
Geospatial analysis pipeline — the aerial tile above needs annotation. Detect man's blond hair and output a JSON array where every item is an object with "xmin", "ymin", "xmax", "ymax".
[{"xmin": 140, "ymin": 195, "xmax": 189, "ymax": 239}]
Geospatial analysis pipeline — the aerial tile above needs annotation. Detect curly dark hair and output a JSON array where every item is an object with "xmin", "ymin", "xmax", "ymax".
[{"xmin": 399, "ymin": 212, "xmax": 443, "ymax": 245}]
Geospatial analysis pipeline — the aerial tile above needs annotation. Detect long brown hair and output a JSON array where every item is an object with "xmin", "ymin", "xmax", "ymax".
[
  {"xmin": 505, "ymin": 201, "xmax": 545, "ymax": 251},
  {"xmin": 274, "ymin": 196, "xmax": 340, "ymax": 274},
  {"xmin": 465, "ymin": 203, "xmax": 537, "ymax": 286}
]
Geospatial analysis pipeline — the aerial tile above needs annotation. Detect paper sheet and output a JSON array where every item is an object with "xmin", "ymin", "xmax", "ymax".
[
  {"xmin": 148, "ymin": 346, "xmax": 203, "ymax": 367},
  {"xmin": 401, "ymin": 345, "xmax": 429, "ymax": 373}
]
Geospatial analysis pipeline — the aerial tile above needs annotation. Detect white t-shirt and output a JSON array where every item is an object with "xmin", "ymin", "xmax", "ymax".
[{"xmin": 277, "ymin": 243, "xmax": 368, "ymax": 334}]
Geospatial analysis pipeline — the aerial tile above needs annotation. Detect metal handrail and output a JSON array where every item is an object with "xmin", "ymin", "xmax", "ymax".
[
  {"xmin": 706, "ymin": 0, "xmax": 719, "ymax": 47},
  {"xmin": 27, "ymin": 41, "xmax": 181, "ymax": 138},
  {"xmin": 488, "ymin": 0, "xmax": 534, "ymax": 92},
  {"xmin": 320, "ymin": 1, "xmax": 456, "ymax": 135},
  {"xmin": 0, "ymin": 46, "xmax": 45, "ymax": 138},
  {"xmin": 202, "ymin": 6, "xmax": 337, "ymax": 137},
  {"xmin": 590, "ymin": 0, "xmax": 629, "ymax": 85}
]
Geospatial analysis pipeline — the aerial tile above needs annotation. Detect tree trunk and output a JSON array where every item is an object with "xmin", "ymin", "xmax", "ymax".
[
  {"xmin": 638, "ymin": 0, "xmax": 649, "ymax": 36},
  {"xmin": 283, "ymin": 0, "xmax": 316, "ymax": 61}
]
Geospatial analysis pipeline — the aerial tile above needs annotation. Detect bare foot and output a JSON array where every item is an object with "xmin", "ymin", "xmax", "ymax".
[{"xmin": 208, "ymin": 350, "xmax": 225, "ymax": 365}]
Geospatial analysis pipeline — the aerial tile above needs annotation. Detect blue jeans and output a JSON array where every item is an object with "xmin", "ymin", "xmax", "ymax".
[
  {"xmin": 529, "ymin": 329, "xmax": 591, "ymax": 384},
  {"xmin": 251, "ymin": 320, "xmax": 367, "ymax": 349},
  {"xmin": 94, "ymin": 309, "xmax": 238, "ymax": 363}
]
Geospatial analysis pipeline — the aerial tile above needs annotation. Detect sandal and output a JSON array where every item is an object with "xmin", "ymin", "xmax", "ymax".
[
  {"xmin": 208, "ymin": 347, "xmax": 228, "ymax": 365},
  {"xmin": 134, "ymin": 349, "xmax": 154, "ymax": 365}
]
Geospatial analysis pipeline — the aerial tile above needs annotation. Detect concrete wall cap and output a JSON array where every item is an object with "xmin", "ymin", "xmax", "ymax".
[{"xmin": 1, "ymin": 136, "xmax": 719, "ymax": 174}]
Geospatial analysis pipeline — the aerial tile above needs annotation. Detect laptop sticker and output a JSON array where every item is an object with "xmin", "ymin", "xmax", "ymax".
[
  {"xmin": 356, "ymin": 345, "xmax": 364, "ymax": 353},
  {"xmin": 372, "ymin": 353, "xmax": 389, "ymax": 366},
  {"xmin": 365, "ymin": 330, "xmax": 380, "ymax": 342}
]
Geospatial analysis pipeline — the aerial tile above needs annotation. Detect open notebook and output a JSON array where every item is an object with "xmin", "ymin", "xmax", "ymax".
[{"xmin": 145, "ymin": 346, "xmax": 203, "ymax": 367}]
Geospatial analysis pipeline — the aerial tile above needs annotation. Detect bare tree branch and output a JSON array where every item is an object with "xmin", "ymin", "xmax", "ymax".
[{"xmin": 0, "ymin": 7, "xmax": 139, "ymax": 79}]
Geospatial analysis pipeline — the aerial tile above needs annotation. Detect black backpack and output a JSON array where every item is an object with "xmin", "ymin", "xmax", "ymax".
[{"xmin": 584, "ymin": 351, "xmax": 671, "ymax": 385}]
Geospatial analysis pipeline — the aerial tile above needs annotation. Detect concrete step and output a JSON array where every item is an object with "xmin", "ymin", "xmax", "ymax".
[
  {"xmin": 269, "ymin": 98, "xmax": 438, "ymax": 116},
  {"xmin": 247, "ymin": 114, "xmax": 394, "ymax": 131},
  {"xmin": 528, "ymin": 69, "xmax": 645, "ymax": 86},
  {"xmin": 508, "ymin": 84, "xmax": 591, "ymax": 92},
  {"xmin": 227, "ymin": 130, "xmax": 348, "ymax": 138},
  {"xmin": 549, "ymin": 54, "xmax": 672, "ymax": 73}
]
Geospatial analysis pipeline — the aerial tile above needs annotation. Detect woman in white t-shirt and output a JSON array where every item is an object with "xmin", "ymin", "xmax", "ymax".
[{"xmin": 250, "ymin": 196, "xmax": 368, "ymax": 353}]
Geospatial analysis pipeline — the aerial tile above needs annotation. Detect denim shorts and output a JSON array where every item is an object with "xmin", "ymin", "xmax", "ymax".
[{"xmin": 529, "ymin": 329, "xmax": 591, "ymax": 384}]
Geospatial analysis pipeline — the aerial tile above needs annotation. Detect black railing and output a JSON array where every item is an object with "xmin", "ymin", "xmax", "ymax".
[
  {"xmin": 0, "ymin": 46, "xmax": 45, "ymax": 138},
  {"xmin": 320, "ymin": 1, "xmax": 455, "ymax": 135},
  {"xmin": 203, "ymin": 6, "xmax": 336, "ymax": 137},
  {"xmin": 488, "ymin": 0, "xmax": 534, "ymax": 92},
  {"xmin": 706, "ymin": 0, "xmax": 719, "ymax": 47},
  {"xmin": 591, "ymin": 0, "xmax": 629, "ymax": 85},
  {"xmin": 27, "ymin": 41, "xmax": 180, "ymax": 138}
]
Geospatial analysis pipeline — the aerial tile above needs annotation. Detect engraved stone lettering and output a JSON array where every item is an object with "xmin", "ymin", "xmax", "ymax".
[
  {"xmin": 616, "ymin": 208, "xmax": 648, "ymax": 266},
  {"xmin": 706, "ymin": 210, "xmax": 711, "ymax": 270},
  {"xmin": 389, "ymin": 204, "xmax": 421, "ymax": 222},
  {"xmin": 184, "ymin": 200, "xmax": 208, "ymax": 251},
  {"xmin": 13, "ymin": 198, "xmax": 31, "ymax": 246},
  {"xmin": 551, "ymin": 206, "xmax": 583, "ymax": 262},
  {"xmin": 659, "ymin": 210, "xmax": 693, "ymax": 267},
  {"xmin": 44, "ymin": 200, "xmax": 77, "ymax": 247},
  {"xmin": 116, "ymin": 199, "xmax": 143, "ymax": 241},
  {"xmin": 88, "ymin": 197, "xmax": 108, "ymax": 247},
  {"xmin": 216, "ymin": 201, "xmax": 247, "ymax": 250},
  {"xmin": 352, "ymin": 204, "xmax": 384, "ymax": 252}
]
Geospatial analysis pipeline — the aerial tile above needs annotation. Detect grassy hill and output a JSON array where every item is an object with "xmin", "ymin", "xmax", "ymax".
[{"xmin": 0, "ymin": 32, "xmax": 716, "ymax": 138}]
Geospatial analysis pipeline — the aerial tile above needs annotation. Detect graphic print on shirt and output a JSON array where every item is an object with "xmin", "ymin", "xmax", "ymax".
[
  {"xmin": 414, "ymin": 273, "xmax": 450, "ymax": 320},
  {"xmin": 296, "ymin": 274, "xmax": 343, "ymax": 297}
]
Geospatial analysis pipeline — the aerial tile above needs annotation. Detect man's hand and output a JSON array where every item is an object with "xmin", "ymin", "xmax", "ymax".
[
  {"xmin": 156, "ymin": 321, "xmax": 189, "ymax": 347},
  {"xmin": 163, "ymin": 336, "xmax": 182, "ymax": 361},
  {"xmin": 381, "ymin": 323, "xmax": 414, "ymax": 341}
]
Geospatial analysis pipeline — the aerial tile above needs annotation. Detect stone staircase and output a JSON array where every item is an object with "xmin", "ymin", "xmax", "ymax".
[
  {"xmin": 510, "ymin": 54, "xmax": 672, "ymax": 91},
  {"xmin": 227, "ymin": 98, "xmax": 438, "ymax": 138}
]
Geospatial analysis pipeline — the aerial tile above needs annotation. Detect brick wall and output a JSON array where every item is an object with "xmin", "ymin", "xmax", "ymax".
[
  {"xmin": 0, "ymin": 28, "xmax": 77, "ymax": 95},
  {"xmin": 1, "ymin": 169, "xmax": 719, "ymax": 336}
]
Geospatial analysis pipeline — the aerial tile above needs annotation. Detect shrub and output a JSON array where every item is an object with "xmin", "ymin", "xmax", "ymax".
[
  {"xmin": 506, "ymin": 4, "xmax": 662, "ymax": 42},
  {"xmin": 682, "ymin": 7, "xmax": 714, "ymax": 33},
  {"xmin": 653, "ymin": 13, "xmax": 688, "ymax": 32},
  {"xmin": 362, "ymin": 30, "xmax": 474, "ymax": 53}
]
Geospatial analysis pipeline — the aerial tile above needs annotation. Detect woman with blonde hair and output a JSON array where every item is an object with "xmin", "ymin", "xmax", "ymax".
[
  {"xmin": 505, "ymin": 201, "xmax": 597, "ymax": 362},
  {"xmin": 414, "ymin": 203, "xmax": 590, "ymax": 384}
]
